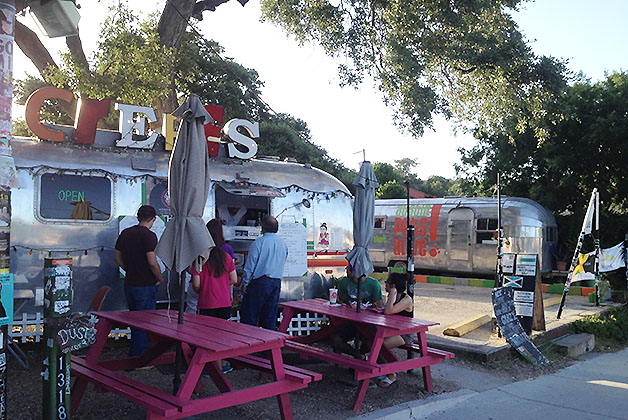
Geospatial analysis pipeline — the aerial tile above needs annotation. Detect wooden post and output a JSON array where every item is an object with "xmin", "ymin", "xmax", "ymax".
[
  {"xmin": 532, "ymin": 259, "xmax": 546, "ymax": 331},
  {"xmin": 0, "ymin": 2, "xmax": 16, "ymax": 417},
  {"xmin": 43, "ymin": 258, "xmax": 73, "ymax": 420}
]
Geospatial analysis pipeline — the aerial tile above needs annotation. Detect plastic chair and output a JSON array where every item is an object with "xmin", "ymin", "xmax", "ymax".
[{"xmin": 89, "ymin": 286, "xmax": 111, "ymax": 312}]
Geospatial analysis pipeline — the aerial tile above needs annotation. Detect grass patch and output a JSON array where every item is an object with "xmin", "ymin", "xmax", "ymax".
[{"xmin": 572, "ymin": 304, "xmax": 628, "ymax": 351}]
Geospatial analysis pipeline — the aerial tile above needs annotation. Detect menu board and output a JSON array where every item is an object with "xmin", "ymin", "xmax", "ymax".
[{"xmin": 278, "ymin": 222, "xmax": 307, "ymax": 277}]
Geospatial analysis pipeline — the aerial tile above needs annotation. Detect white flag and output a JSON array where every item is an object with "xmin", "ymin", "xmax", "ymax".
[
  {"xmin": 600, "ymin": 242, "xmax": 626, "ymax": 272},
  {"xmin": 582, "ymin": 190, "xmax": 597, "ymax": 235}
]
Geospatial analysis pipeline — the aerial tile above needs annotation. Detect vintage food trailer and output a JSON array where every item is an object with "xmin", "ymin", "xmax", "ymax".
[
  {"xmin": 370, "ymin": 197, "xmax": 558, "ymax": 276},
  {"xmin": 9, "ymin": 134, "xmax": 353, "ymax": 319}
]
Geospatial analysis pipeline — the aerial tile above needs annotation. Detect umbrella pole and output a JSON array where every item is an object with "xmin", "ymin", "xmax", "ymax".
[
  {"xmin": 354, "ymin": 276, "xmax": 361, "ymax": 356},
  {"xmin": 173, "ymin": 271, "xmax": 185, "ymax": 393}
]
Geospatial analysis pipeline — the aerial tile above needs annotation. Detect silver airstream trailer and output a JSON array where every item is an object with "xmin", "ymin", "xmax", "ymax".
[
  {"xmin": 9, "ymin": 135, "xmax": 353, "ymax": 319},
  {"xmin": 370, "ymin": 197, "xmax": 558, "ymax": 276}
]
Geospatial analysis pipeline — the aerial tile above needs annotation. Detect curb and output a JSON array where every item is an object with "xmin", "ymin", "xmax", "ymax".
[
  {"xmin": 369, "ymin": 272, "xmax": 595, "ymax": 297},
  {"xmin": 349, "ymin": 389, "xmax": 477, "ymax": 420}
]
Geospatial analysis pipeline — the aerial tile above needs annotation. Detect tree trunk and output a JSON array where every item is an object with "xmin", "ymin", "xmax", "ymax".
[
  {"xmin": 14, "ymin": 20, "xmax": 58, "ymax": 76},
  {"xmin": 155, "ymin": 0, "xmax": 198, "ymax": 120},
  {"xmin": 14, "ymin": 20, "xmax": 76, "ymax": 117}
]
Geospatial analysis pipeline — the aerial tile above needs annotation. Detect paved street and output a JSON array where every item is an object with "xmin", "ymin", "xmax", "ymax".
[{"xmin": 354, "ymin": 347, "xmax": 628, "ymax": 420}]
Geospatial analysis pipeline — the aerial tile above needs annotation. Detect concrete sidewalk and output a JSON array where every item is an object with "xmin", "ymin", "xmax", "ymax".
[{"xmin": 353, "ymin": 348, "xmax": 628, "ymax": 420}]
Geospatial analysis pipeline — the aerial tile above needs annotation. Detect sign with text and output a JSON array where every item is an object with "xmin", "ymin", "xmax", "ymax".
[
  {"xmin": 278, "ymin": 222, "xmax": 307, "ymax": 277},
  {"xmin": 0, "ymin": 274, "xmax": 12, "ymax": 326},
  {"xmin": 492, "ymin": 287, "xmax": 548, "ymax": 365},
  {"xmin": 49, "ymin": 313, "xmax": 97, "ymax": 354},
  {"xmin": 503, "ymin": 253, "xmax": 537, "ymax": 334}
]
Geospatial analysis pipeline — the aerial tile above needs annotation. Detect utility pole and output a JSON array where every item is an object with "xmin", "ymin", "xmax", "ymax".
[
  {"xmin": 405, "ymin": 180, "xmax": 415, "ymax": 313},
  {"xmin": 494, "ymin": 173, "xmax": 503, "ymax": 288}
]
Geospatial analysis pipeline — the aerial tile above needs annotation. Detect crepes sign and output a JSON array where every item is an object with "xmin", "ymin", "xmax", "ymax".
[{"xmin": 24, "ymin": 87, "xmax": 259, "ymax": 159}]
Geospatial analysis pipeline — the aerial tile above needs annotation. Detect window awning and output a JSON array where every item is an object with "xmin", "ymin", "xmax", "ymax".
[{"xmin": 217, "ymin": 181, "xmax": 285, "ymax": 198}]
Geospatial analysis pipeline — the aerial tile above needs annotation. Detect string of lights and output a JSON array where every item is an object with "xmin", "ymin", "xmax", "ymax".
[{"xmin": 11, "ymin": 244, "xmax": 114, "ymax": 257}]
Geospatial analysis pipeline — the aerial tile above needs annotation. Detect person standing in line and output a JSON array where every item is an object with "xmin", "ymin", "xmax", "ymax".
[
  {"xmin": 187, "ymin": 219, "xmax": 236, "ymax": 314},
  {"xmin": 206, "ymin": 218, "xmax": 235, "ymax": 260},
  {"xmin": 114, "ymin": 205, "xmax": 164, "ymax": 357},
  {"xmin": 191, "ymin": 219, "xmax": 238, "ymax": 373},
  {"xmin": 240, "ymin": 216, "xmax": 287, "ymax": 330}
]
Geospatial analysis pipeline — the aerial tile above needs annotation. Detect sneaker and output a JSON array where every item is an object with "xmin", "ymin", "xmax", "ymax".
[{"xmin": 221, "ymin": 362, "xmax": 233, "ymax": 374}]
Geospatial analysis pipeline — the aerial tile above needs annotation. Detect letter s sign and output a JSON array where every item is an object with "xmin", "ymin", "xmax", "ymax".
[{"xmin": 224, "ymin": 119, "xmax": 258, "ymax": 160}]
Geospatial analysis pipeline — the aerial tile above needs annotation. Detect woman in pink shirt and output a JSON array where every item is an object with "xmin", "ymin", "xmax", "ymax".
[
  {"xmin": 191, "ymin": 220, "xmax": 238, "ymax": 374},
  {"xmin": 191, "ymin": 221, "xmax": 238, "ymax": 319}
]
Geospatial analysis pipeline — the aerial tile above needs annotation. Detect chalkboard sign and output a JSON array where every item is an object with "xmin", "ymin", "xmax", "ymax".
[
  {"xmin": 49, "ymin": 313, "xmax": 97, "ymax": 354},
  {"xmin": 492, "ymin": 287, "xmax": 548, "ymax": 365}
]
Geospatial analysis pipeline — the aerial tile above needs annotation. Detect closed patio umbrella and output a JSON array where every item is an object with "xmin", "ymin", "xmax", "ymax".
[
  {"xmin": 155, "ymin": 93, "xmax": 215, "ymax": 392},
  {"xmin": 346, "ymin": 161, "xmax": 379, "ymax": 313}
]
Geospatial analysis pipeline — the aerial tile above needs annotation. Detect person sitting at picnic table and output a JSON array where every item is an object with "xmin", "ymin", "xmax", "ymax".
[
  {"xmin": 329, "ymin": 264, "xmax": 383, "ymax": 359},
  {"xmin": 375, "ymin": 272, "xmax": 414, "ymax": 387},
  {"xmin": 190, "ymin": 219, "xmax": 238, "ymax": 374}
]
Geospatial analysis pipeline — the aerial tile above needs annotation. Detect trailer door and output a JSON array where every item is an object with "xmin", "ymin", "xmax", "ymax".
[{"xmin": 447, "ymin": 208, "xmax": 473, "ymax": 271}]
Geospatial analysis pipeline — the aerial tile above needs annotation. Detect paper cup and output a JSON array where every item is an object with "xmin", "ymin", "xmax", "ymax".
[{"xmin": 329, "ymin": 288, "xmax": 338, "ymax": 304}]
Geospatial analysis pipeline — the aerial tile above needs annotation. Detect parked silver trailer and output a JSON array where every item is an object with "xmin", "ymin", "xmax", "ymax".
[
  {"xmin": 370, "ymin": 197, "xmax": 558, "ymax": 276},
  {"xmin": 9, "ymin": 136, "xmax": 353, "ymax": 317}
]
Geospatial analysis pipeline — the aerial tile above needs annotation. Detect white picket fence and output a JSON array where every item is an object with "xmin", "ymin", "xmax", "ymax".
[{"xmin": 9, "ymin": 310, "xmax": 329, "ymax": 342}]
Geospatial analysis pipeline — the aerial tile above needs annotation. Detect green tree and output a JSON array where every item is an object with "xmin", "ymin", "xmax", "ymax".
[
  {"xmin": 373, "ymin": 162, "xmax": 402, "ymax": 186},
  {"xmin": 257, "ymin": 114, "xmax": 355, "ymax": 191},
  {"xmin": 393, "ymin": 157, "xmax": 424, "ymax": 191},
  {"xmin": 46, "ymin": 6, "xmax": 173, "ymax": 109},
  {"xmin": 376, "ymin": 180, "xmax": 406, "ymax": 199},
  {"xmin": 457, "ymin": 71, "xmax": 628, "ymax": 249},
  {"xmin": 260, "ymin": 0, "xmax": 568, "ymax": 138},
  {"xmin": 423, "ymin": 175, "xmax": 455, "ymax": 197},
  {"xmin": 175, "ymin": 32, "xmax": 271, "ymax": 123}
]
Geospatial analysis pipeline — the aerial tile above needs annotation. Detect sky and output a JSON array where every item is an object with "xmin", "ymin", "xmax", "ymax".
[{"xmin": 12, "ymin": 0, "xmax": 628, "ymax": 179}]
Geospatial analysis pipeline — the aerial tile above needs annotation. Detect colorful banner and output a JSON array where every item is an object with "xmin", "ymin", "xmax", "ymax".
[
  {"xmin": 572, "ymin": 253, "xmax": 596, "ymax": 283},
  {"xmin": 391, "ymin": 204, "xmax": 442, "ymax": 260},
  {"xmin": 599, "ymin": 242, "xmax": 625, "ymax": 272}
]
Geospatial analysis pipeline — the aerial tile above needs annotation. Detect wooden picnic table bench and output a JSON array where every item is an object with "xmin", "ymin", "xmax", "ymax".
[
  {"xmin": 71, "ymin": 310, "xmax": 320, "ymax": 420},
  {"xmin": 278, "ymin": 298, "xmax": 454, "ymax": 411}
]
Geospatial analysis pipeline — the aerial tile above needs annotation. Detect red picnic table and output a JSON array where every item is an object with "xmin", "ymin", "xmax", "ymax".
[
  {"xmin": 71, "ymin": 309, "xmax": 321, "ymax": 420},
  {"xmin": 278, "ymin": 298, "xmax": 454, "ymax": 411}
]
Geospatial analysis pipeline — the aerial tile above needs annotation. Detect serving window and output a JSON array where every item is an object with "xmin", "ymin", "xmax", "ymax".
[
  {"xmin": 39, "ymin": 173, "xmax": 112, "ymax": 221},
  {"xmin": 476, "ymin": 217, "xmax": 498, "ymax": 244}
]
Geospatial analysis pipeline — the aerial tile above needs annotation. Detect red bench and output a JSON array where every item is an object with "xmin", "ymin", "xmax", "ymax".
[
  {"xmin": 71, "ymin": 356, "xmax": 183, "ymax": 418},
  {"xmin": 72, "ymin": 353, "xmax": 323, "ymax": 419},
  {"xmin": 400, "ymin": 343, "xmax": 456, "ymax": 360},
  {"xmin": 231, "ymin": 354, "xmax": 323, "ymax": 384},
  {"xmin": 284, "ymin": 340, "xmax": 381, "ymax": 374}
]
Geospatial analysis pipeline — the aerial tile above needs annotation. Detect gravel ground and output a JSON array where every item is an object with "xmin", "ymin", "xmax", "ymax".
[{"xmin": 9, "ymin": 341, "xmax": 461, "ymax": 420}]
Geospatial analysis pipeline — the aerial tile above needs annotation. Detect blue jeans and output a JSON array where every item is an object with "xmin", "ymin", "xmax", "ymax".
[
  {"xmin": 124, "ymin": 285, "xmax": 158, "ymax": 357},
  {"xmin": 240, "ymin": 276, "xmax": 281, "ymax": 330}
]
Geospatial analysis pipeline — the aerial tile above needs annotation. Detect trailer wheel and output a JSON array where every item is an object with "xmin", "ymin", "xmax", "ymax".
[{"xmin": 392, "ymin": 261, "xmax": 407, "ymax": 271}]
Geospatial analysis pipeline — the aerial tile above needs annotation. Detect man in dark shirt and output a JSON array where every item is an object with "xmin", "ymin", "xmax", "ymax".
[{"xmin": 115, "ymin": 205, "xmax": 163, "ymax": 357}]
